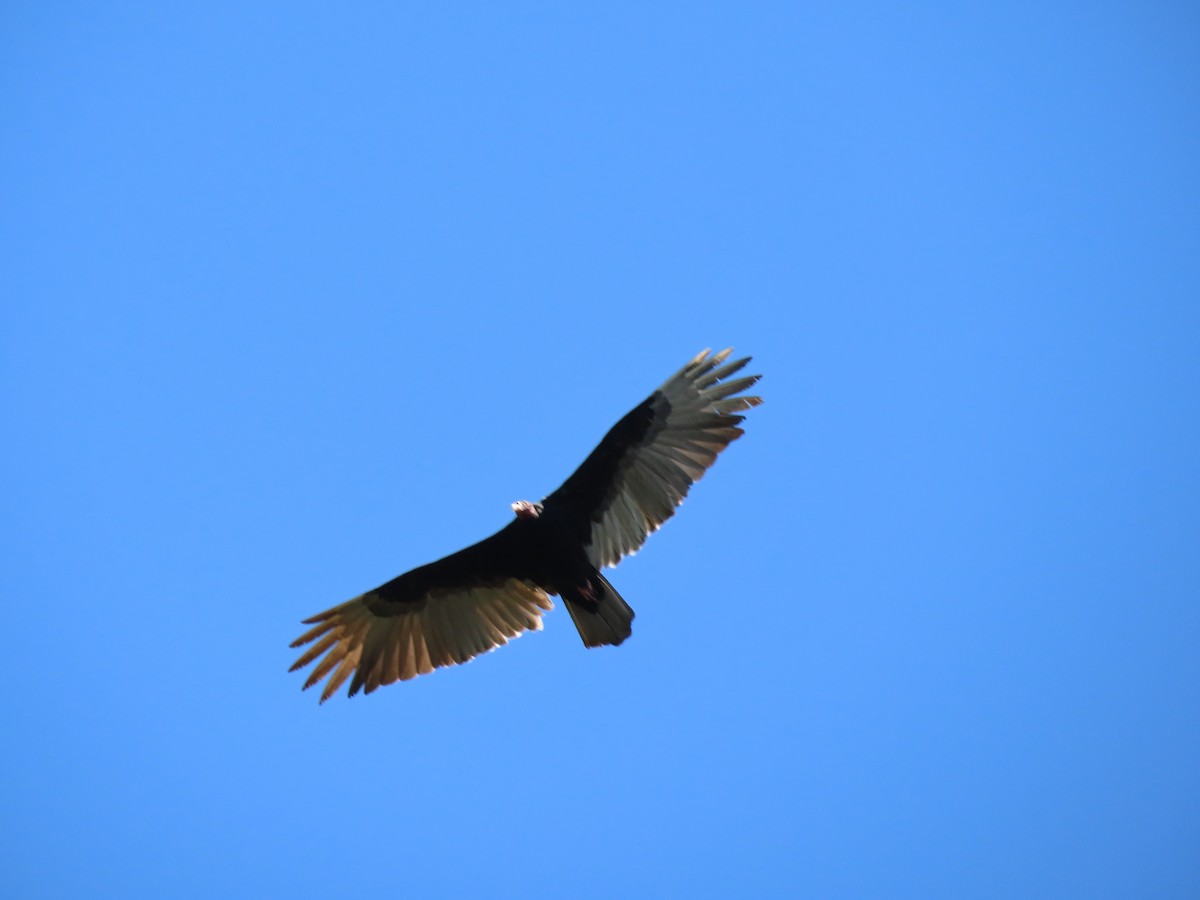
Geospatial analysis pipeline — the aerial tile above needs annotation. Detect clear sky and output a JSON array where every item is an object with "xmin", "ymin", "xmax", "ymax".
[{"xmin": 3, "ymin": 3, "xmax": 1198, "ymax": 898}]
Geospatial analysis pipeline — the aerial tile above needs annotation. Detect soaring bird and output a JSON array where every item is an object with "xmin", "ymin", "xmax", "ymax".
[{"xmin": 290, "ymin": 348, "xmax": 762, "ymax": 701}]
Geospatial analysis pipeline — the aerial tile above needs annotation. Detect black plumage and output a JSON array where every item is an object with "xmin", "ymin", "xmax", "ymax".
[{"xmin": 290, "ymin": 348, "xmax": 762, "ymax": 701}]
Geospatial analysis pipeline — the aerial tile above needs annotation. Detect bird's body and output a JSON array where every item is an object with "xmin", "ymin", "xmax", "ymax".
[{"xmin": 290, "ymin": 348, "xmax": 762, "ymax": 701}]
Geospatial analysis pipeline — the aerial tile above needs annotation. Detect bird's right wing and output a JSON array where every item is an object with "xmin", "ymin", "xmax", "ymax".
[
  {"xmin": 542, "ymin": 348, "xmax": 762, "ymax": 568},
  {"xmin": 289, "ymin": 532, "xmax": 553, "ymax": 702}
]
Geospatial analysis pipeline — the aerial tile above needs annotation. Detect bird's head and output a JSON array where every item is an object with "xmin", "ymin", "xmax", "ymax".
[{"xmin": 511, "ymin": 500, "xmax": 542, "ymax": 520}]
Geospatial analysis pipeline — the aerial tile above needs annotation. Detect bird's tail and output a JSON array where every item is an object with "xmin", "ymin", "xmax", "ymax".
[{"xmin": 562, "ymin": 572, "xmax": 635, "ymax": 648}]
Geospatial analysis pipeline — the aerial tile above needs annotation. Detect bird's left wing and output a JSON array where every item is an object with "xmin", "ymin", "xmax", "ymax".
[
  {"xmin": 542, "ymin": 348, "xmax": 762, "ymax": 568},
  {"xmin": 289, "ymin": 531, "xmax": 553, "ymax": 702}
]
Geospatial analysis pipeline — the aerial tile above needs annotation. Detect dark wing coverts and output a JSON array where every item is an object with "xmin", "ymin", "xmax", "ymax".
[{"xmin": 544, "ymin": 348, "xmax": 763, "ymax": 568}]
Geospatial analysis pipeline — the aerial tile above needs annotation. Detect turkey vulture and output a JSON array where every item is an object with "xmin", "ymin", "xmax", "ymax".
[{"xmin": 290, "ymin": 348, "xmax": 762, "ymax": 701}]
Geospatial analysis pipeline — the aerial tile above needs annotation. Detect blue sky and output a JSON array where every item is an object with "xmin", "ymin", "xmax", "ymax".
[{"xmin": 3, "ymin": 3, "xmax": 1198, "ymax": 897}]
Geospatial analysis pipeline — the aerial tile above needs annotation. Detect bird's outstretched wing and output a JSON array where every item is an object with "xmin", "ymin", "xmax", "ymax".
[
  {"xmin": 542, "ymin": 348, "xmax": 762, "ymax": 568},
  {"xmin": 289, "ymin": 529, "xmax": 552, "ymax": 702}
]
